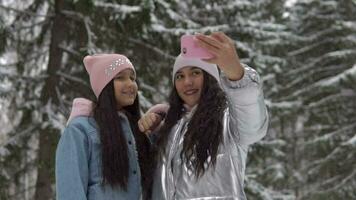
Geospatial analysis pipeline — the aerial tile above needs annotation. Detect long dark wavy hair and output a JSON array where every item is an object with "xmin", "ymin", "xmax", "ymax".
[
  {"xmin": 156, "ymin": 71, "xmax": 228, "ymax": 178},
  {"xmin": 93, "ymin": 80, "xmax": 153, "ymax": 198}
]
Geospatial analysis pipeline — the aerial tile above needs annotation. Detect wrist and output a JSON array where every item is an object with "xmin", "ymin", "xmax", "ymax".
[{"xmin": 226, "ymin": 63, "xmax": 244, "ymax": 81}]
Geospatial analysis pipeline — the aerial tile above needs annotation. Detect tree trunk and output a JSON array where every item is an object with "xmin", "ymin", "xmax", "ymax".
[{"xmin": 34, "ymin": 0, "xmax": 66, "ymax": 199}]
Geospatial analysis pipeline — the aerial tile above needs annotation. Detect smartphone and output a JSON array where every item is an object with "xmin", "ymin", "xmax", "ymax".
[{"xmin": 180, "ymin": 35, "xmax": 213, "ymax": 59}]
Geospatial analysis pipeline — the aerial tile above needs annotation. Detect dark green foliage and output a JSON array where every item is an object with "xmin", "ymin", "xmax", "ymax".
[{"xmin": 0, "ymin": 0, "xmax": 355, "ymax": 199}]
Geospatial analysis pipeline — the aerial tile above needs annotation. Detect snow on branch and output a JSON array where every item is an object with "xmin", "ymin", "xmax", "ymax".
[
  {"xmin": 254, "ymin": 54, "xmax": 286, "ymax": 66},
  {"xmin": 288, "ymin": 38, "xmax": 334, "ymax": 57},
  {"xmin": 199, "ymin": 25, "xmax": 230, "ymax": 33},
  {"xmin": 235, "ymin": 41, "xmax": 253, "ymax": 56},
  {"xmin": 55, "ymin": 85, "xmax": 69, "ymax": 118},
  {"xmin": 307, "ymin": 91, "xmax": 355, "ymax": 109},
  {"xmin": 58, "ymin": 45, "xmax": 82, "ymax": 58},
  {"xmin": 341, "ymin": 21, "xmax": 356, "ymax": 31},
  {"xmin": 234, "ymin": 17, "xmax": 297, "ymax": 41},
  {"xmin": 0, "ymin": 125, "xmax": 37, "ymax": 155},
  {"xmin": 303, "ymin": 129, "xmax": 355, "ymax": 174},
  {"xmin": 128, "ymin": 37, "xmax": 175, "ymax": 60},
  {"xmin": 343, "ymin": 134, "xmax": 356, "ymax": 147},
  {"xmin": 243, "ymin": 19, "xmax": 287, "ymax": 32},
  {"xmin": 43, "ymin": 99, "xmax": 66, "ymax": 131},
  {"xmin": 302, "ymin": 28, "xmax": 338, "ymax": 43},
  {"xmin": 300, "ymin": 169, "xmax": 356, "ymax": 198},
  {"xmin": 316, "ymin": 64, "xmax": 356, "ymax": 87},
  {"xmin": 0, "ymin": 4, "xmax": 52, "ymax": 18},
  {"xmin": 151, "ymin": 24, "xmax": 230, "ymax": 35},
  {"xmin": 6, "ymin": 184, "xmax": 37, "ymax": 200},
  {"xmin": 61, "ymin": 10, "xmax": 97, "ymax": 54},
  {"xmin": 56, "ymin": 71, "xmax": 88, "ymax": 86},
  {"xmin": 94, "ymin": 1, "xmax": 141, "ymax": 13},
  {"xmin": 268, "ymin": 100, "xmax": 302, "ymax": 109},
  {"xmin": 285, "ymin": 62, "xmax": 356, "ymax": 97},
  {"xmin": 9, "ymin": 19, "xmax": 48, "ymax": 31},
  {"xmin": 153, "ymin": 0, "xmax": 199, "ymax": 28},
  {"xmin": 245, "ymin": 177, "xmax": 295, "ymax": 200},
  {"xmin": 0, "ymin": 65, "xmax": 17, "ymax": 75},
  {"xmin": 304, "ymin": 123, "xmax": 356, "ymax": 146},
  {"xmin": 83, "ymin": 16, "xmax": 96, "ymax": 54}
]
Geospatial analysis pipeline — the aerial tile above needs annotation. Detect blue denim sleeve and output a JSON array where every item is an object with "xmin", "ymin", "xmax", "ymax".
[{"xmin": 55, "ymin": 122, "xmax": 90, "ymax": 200}]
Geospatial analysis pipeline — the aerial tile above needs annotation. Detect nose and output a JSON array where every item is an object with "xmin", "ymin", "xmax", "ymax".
[
  {"xmin": 125, "ymin": 79, "xmax": 137, "ymax": 88},
  {"xmin": 183, "ymin": 76, "xmax": 193, "ymax": 86}
]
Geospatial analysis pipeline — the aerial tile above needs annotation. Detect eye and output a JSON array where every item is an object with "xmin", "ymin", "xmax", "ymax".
[
  {"xmin": 192, "ymin": 70, "xmax": 202, "ymax": 76},
  {"xmin": 175, "ymin": 74, "xmax": 184, "ymax": 80},
  {"xmin": 114, "ymin": 76, "xmax": 124, "ymax": 80},
  {"xmin": 130, "ymin": 75, "xmax": 136, "ymax": 81}
]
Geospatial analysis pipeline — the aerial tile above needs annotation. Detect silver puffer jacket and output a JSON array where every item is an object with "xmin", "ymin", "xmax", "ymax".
[{"xmin": 151, "ymin": 65, "xmax": 269, "ymax": 200}]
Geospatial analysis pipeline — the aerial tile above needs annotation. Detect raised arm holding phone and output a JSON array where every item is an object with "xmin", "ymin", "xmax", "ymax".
[{"xmin": 139, "ymin": 32, "xmax": 269, "ymax": 200}]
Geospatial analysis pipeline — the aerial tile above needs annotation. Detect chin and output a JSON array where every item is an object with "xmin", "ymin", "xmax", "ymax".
[
  {"xmin": 119, "ymin": 101, "xmax": 133, "ymax": 108},
  {"xmin": 189, "ymin": 99, "xmax": 199, "ymax": 106},
  {"xmin": 126, "ymin": 101, "xmax": 135, "ymax": 106},
  {"xmin": 185, "ymin": 101, "xmax": 197, "ymax": 107}
]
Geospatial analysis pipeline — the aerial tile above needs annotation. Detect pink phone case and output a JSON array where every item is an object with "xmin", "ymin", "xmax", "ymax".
[{"xmin": 180, "ymin": 35, "xmax": 213, "ymax": 59}]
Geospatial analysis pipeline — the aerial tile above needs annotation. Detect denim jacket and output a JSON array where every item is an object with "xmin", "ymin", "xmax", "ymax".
[{"xmin": 55, "ymin": 113, "xmax": 142, "ymax": 200}]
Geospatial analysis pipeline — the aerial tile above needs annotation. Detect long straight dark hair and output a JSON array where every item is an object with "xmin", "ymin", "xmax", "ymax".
[
  {"xmin": 156, "ymin": 72, "xmax": 228, "ymax": 178},
  {"xmin": 93, "ymin": 80, "xmax": 153, "ymax": 197}
]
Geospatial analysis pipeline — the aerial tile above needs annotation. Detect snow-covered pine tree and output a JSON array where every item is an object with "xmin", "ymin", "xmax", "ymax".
[
  {"xmin": 280, "ymin": 0, "xmax": 356, "ymax": 199},
  {"xmin": 127, "ymin": 0, "xmax": 191, "ymax": 105}
]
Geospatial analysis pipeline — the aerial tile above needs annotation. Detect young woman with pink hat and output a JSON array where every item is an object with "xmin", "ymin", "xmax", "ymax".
[
  {"xmin": 56, "ymin": 54, "xmax": 153, "ymax": 200},
  {"xmin": 139, "ymin": 32, "xmax": 269, "ymax": 200}
]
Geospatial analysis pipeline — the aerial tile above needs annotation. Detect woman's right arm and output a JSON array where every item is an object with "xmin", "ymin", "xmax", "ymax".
[{"xmin": 55, "ymin": 122, "xmax": 90, "ymax": 200}]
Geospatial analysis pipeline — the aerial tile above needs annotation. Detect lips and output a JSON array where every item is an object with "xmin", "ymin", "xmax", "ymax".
[
  {"xmin": 122, "ymin": 91, "xmax": 136, "ymax": 97},
  {"xmin": 184, "ymin": 89, "xmax": 199, "ymax": 95}
]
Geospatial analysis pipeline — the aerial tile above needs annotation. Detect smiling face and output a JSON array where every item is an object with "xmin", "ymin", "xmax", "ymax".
[
  {"xmin": 174, "ymin": 66, "xmax": 204, "ymax": 108},
  {"xmin": 113, "ymin": 69, "xmax": 138, "ymax": 110}
]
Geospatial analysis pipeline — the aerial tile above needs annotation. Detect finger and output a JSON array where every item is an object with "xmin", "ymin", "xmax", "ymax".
[
  {"xmin": 153, "ymin": 113, "xmax": 163, "ymax": 122},
  {"xmin": 210, "ymin": 32, "xmax": 225, "ymax": 43},
  {"xmin": 202, "ymin": 58, "xmax": 225, "ymax": 71},
  {"xmin": 138, "ymin": 120, "xmax": 145, "ymax": 132},
  {"xmin": 145, "ymin": 114, "xmax": 155, "ymax": 127},
  {"xmin": 211, "ymin": 32, "xmax": 231, "ymax": 43},
  {"xmin": 202, "ymin": 57, "xmax": 218, "ymax": 63},
  {"xmin": 141, "ymin": 117, "xmax": 151, "ymax": 131},
  {"xmin": 149, "ymin": 113, "xmax": 157, "ymax": 123},
  {"xmin": 195, "ymin": 34, "xmax": 223, "ymax": 50},
  {"xmin": 149, "ymin": 114, "xmax": 160, "ymax": 127}
]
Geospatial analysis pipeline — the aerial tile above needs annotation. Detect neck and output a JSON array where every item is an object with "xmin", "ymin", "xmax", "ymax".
[
  {"xmin": 183, "ymin": 104, "xmax": 197, "ymax": 112},
  {"xmin": 116, "ymin": 104, "xmax": 123, "ymax": 111}
]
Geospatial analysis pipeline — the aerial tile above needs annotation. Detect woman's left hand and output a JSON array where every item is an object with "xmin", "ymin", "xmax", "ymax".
[{"xmin": 195, "ymin": 32, "xmax": 244, "ymax": 81}]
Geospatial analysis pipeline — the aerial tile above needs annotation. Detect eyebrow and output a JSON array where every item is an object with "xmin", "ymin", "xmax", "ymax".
[
  {"xmin": 177, "ymin": 67, "xmax": 201, "ymax": 74},
  {"xmin": 115, "ymin": 71, "xmax": 135, "ymax": 77}
]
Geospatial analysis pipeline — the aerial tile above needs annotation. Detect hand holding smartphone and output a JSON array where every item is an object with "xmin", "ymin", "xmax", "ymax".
[{"xmin": 180, "ymin": 35, "xmax": 213, "ymax": 59}]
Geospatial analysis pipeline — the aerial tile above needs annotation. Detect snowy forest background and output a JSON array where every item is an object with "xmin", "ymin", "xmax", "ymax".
[{"xmin": 0, "ymin": 0, "xmax": 355, "ymax": 199}]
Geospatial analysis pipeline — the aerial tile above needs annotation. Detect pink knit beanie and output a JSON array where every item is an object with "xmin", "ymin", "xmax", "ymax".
[
  {"xmin": 172, "ymin": 54, "xmax": 220, "ymax": 84},
  {"xmin": 83, "ymin": 54, "xmax": 136, "ymax": 98}
]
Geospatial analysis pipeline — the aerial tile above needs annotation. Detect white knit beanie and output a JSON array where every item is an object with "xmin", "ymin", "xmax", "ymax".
[{"xmin": 172, "ymin": 54, "xmax": 220, "ymax": 84}]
